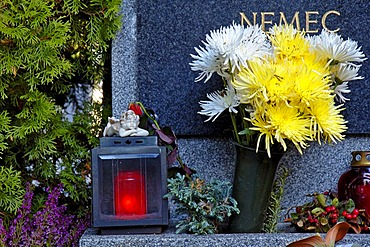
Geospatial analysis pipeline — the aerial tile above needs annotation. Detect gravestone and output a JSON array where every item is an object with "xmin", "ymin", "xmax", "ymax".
[
  {"xmin": 110, "ymin": 0, "xmax": 369, "ymax": 231},
  {"xmin": 112, "ymin": 0, "xmax": 369, "ymax": 135}
]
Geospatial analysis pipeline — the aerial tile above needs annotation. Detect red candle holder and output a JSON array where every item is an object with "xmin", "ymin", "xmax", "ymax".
[
  {"xmin": 114, "ymin": 171, "xmax": 146, "ymax": 218},
  {"xmin": 338, "ymin": 151, "xmax": 370, "ymax": 214}
]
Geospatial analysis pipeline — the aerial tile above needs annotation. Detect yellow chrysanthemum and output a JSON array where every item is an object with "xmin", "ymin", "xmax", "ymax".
[
  {"xmin": 309, "ymin": 99, "xmax": 348, "ymax": 143},
  {"xmin": 246, "ymin": 113, "xmax": 275, "ymax": 157},
  {"xmin": 293, "ymin": 64, "xmax": 333, "ymax": 106},
  {"xmin": 232, "ymin": 60, "xmax": 274, "ymax": 105},
  {"xmin": 249, "ymin": 102, "xmax": 311, "ymax": 156},
  {"xmin": 264, "ymin": 62, "xmax": 295, "ymax": 104},
  {"xmin": 299, "ymin": 51, "xmax": 329, "ymax": 73},
  {"xmin": 266, "ymin": 102, "xmax": 311, "ymax": 153},
  {"xmin": 233, "ymin": 59, "xmax": 296, "ymax": 107},
  {"xmin": 269, "ymin": 25, "xmax": 310, "ymax": 61}
]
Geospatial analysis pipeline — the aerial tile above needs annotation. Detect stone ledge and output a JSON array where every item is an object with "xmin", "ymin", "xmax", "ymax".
[{"xmin": 79, "ymin": 227, "xmax": 370, "ymax": 247}]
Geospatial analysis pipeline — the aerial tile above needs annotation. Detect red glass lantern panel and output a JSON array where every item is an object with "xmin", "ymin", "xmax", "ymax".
[{"xmin": 114, "ymin": 171, "xmax": 147, "ymax": 218}]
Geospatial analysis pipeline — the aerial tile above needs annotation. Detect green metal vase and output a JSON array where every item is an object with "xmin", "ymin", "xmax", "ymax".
[{"xmin": 229, "ymin": 144, "xmax": 283, "ymax": 233}]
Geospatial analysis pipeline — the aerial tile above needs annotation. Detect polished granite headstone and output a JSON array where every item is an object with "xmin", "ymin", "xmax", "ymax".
[{"xmin": 112, "ymin": 0, "xmax": 369, "ymax": 135}]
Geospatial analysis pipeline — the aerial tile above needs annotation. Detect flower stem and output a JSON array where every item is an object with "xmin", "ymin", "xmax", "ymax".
[
  {"xmin": 230, "ymin": 112, "xmax": 241, "ymax": 144},
  {"xmin": 136, "ymin": 102, "xmax": 161, "ymax": 130}
]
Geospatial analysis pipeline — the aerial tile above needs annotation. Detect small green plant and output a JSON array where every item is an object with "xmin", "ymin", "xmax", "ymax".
[
  {"xmin": 166, "ymin": 173, "xmax": 240, "ymax": 234},
  {"xmin": 262, "ymin": 165, "xmax": 289, "ymax": 233}
]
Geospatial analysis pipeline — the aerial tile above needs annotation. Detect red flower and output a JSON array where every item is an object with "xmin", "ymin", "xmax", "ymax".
[{"xmin": 128, "ymin": 103, "xmax": 143, "ymax": 116}]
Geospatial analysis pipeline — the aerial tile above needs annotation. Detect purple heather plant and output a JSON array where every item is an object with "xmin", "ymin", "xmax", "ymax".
[{"xmin": 0, "ymin": 183, "xmax": 90, "ymax": 247}]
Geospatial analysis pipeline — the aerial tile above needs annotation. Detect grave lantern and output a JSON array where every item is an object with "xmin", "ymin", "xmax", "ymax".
[{"xmin": 91, "ymin": 136, "xmax": 168, "ymax": 234}]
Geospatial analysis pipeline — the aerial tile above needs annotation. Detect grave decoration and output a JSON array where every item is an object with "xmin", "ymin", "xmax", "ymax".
[
  {"xmin": 91, "ymin": 135, "xmax": 168, "ymax": 234},
  {"xmin": 285, "ymin": 191, "xmax": 369, "ymax": 233},
  {"xmin": 91, "ymin": 102, "xmax": 185, "ymax": 234}
]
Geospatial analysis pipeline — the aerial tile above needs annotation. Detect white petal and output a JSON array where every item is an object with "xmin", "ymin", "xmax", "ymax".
[
  {"xmin": 309, "ymin": 30, "xmax": 367, "ymax": 64},
  {"xmin": 333, "ymin": 81, "xmax": 351, "ymax": 103},
  {"xmin": 198, "ymin": 87, "xmax": 239, "ymax": 122},
  {"xmin": 190, "ymin": 23, "xmax": 270, "ymax": 82}
]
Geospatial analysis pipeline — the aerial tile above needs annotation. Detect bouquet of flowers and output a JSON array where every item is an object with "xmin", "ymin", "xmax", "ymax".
[{"xmin": 190, "ymin": 23, "xmax": 366, "ymax": 157}]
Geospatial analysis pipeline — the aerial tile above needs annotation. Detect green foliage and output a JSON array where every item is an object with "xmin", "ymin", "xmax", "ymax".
[
  {"xmin": 0, "ymin": 0, "xmax": 121, "ymax": 218},
  {"xmin": 262, "ymin": 165, "xmax": 289, "ymax": 233},
  {"xmin": 0, "ymin": 166, "xmax": 24, "ymax": 215},
  {"xmin": 166, "ymin": 173, "xmax": 240, "ymax": 234}
]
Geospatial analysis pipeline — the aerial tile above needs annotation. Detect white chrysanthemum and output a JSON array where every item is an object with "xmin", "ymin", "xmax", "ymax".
[
  {"xmin": 333, "ymin": 81, "xmax": 351, "ymax": 102},
  {"xmin": 190, "ymin": 23, "xmax": 270, "ymax": 82},
  {"xmin": 198, "ymin": 87, "xmax": 239, "ymax": 122},
  {"xmin": 309, "ymin": 30, "xmax": 367, "ymax": 64},
  {"xmin": 332, "ymin": 63, "xmax": 364, "ymax": 82},
  {"xmin": 190, "ymin": 45, "xmax": 225, "ymax": 82}
]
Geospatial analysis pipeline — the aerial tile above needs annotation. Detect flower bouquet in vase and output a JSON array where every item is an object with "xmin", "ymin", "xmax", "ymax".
[{"xmin": 190, "ymin": 23, "xmax": 366, "ymax": 232}]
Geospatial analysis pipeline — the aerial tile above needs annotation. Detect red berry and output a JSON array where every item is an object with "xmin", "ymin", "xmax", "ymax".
[
  {"xmin": 342, "ymin": 210, "xmax": 348, "ymax": 216},
  {"xmin": 346, "ymin": 214, "xmax": 353, "ymax": 220},
  {"xmin": 331, "ymin": 213, "xmax": 338, "ymax": 218},
  {"xmin": 330, "ymin": 206, "xmax": 336, "ymax": 212},
  {"xmin": 352, "ymin": 209, "xmax": 359, "ymax": 216},
  {"xmin": 325, "ymin": 206, "xmax": 332, "ymax": 213}
]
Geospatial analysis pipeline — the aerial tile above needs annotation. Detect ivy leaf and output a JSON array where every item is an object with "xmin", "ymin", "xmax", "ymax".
[
  {"xmin": 312, "ymin": 207, "xmax": 325, "ymax": 216},
  {"xmin": 290, "ymin": 213, "xmax": 299, "ymax": 220},
  {"xmin": 332, "ymin": 198, "xmax": 339, "ymax": 207},
  {"xmin": 319, "ymin": 217, "xmax": 328, "ymax": 226},
  {"xmin": 316, "ymin": 194, "xmax": 327, "ymax": 208},
  {"xmin": 346, "ymin": 199, "xmax": 355, "ymax": 213}
]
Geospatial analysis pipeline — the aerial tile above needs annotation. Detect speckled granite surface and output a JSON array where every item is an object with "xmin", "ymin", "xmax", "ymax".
[{"xmin": 79, "ymin": 227, "xmax": 370, "ymax": 247}]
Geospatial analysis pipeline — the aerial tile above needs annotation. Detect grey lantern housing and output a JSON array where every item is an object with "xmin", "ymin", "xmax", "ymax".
[{"xmin": 91, "ymin": 136, "xmax": 168, "ymax": 234}]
